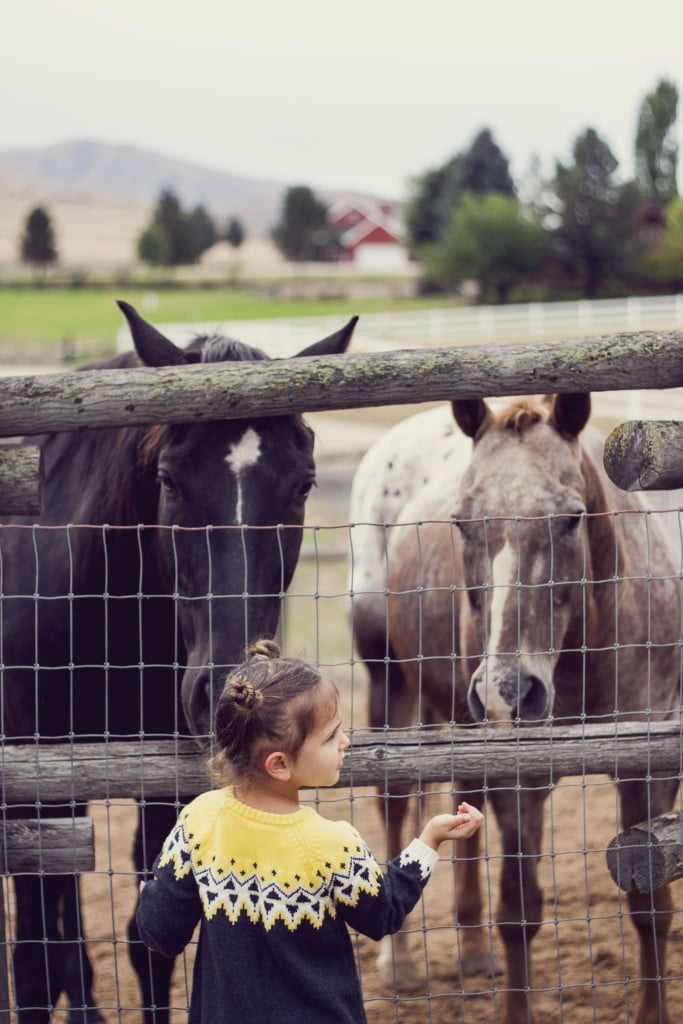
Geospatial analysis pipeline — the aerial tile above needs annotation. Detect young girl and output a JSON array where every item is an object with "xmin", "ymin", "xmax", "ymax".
[{"xmin": 136, "ymin": 639, "xmax": 483, "ymax": 1024}]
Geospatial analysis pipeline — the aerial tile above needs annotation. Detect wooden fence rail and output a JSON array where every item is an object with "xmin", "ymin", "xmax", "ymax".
[
  {"xmin": 1, "ymin": 330, "xmax": 682, "ymax": 438},
  {"xmin": 2, "ymin": 721, "xmax": 681, "ymax": 803}
]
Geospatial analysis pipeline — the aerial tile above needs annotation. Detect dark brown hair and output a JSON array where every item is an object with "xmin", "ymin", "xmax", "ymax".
[{"xmin": 210, "ymin": 639, "xmax": 338, "ymax": 784}]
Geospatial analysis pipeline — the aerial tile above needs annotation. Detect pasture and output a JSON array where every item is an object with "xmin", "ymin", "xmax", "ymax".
[
  {"xmin": 0, "ymin": 286, "xmax": 443, "ymax": 362},
  {"xmin": 2, "ymin": 314, "xmax": 683, "ymax": 1023}
]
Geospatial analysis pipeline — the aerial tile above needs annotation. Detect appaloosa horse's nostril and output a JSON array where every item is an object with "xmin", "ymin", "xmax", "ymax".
[
  {"xmin": 519, "ymin": 674, "xmax": 551, "ymax": 720},
  {"xmin": 468, "ymin": 670, "xmax": 551, "ymax": 724}
]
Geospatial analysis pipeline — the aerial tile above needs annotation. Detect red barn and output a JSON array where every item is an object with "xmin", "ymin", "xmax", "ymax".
[{"xmin": 327, "ymin": 196, "xmax": 409, "ymax": 270}]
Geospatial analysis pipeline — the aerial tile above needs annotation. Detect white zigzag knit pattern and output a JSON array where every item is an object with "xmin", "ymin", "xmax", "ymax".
[{"xmin": 158, "ymin": 816, "xmax": 384, "ymax": 932}]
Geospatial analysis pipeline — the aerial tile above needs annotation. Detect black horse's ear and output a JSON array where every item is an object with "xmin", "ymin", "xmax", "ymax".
[
  {"xmin": 117, "ymin": 301, "xmax": 189, "ymax": 367},
  {"xmin": 551, "ymin": 393, "xmax": 591, "ymax": 438},
  {"xmin": 451, "ymin": 398, "xmax": 491, "ymax": 440},
  {"xmin": 295, "ymin": 316, "xmax": 358, "ymax": 358}
]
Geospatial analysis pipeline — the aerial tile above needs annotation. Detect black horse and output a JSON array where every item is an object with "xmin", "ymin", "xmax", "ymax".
[{"xmin": 0, "ymin": 301, "xmax": 355, "ymax": 1023}]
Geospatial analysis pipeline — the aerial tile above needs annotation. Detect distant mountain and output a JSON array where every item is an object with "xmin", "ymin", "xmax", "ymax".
[{"xmin": 0, "ymin": 139, "xmax": 288, "ymax": 234}]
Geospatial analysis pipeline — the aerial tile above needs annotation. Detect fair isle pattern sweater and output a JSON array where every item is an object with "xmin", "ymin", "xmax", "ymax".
[{"xmin": 136, "ymin": 788, "xmax": 439, "ymax": 1024}]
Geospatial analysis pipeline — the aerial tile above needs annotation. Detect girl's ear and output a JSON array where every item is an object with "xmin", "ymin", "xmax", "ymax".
[{"xmin": 264, "ymin": 750, "xmax": 292, "ymax": 781}]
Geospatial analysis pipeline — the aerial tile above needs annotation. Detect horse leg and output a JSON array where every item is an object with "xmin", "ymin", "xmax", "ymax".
[
  {"xmin": 490, "ymin": 786, "xmax": 546, "ymax": 1024},
  {"xmin": 128, "ymin": 802, "xmax": 179, "ymax": 1024},
  {"xmin": 62, "ymin": 873, "xmax": 103, "ymax": 1024},
  {"xmin": 367, "ymin": 656, "xmax": 422, "ymax": 989},
  {"xmin": 619, "ymin": 778, "xmax": 678, "ymax": 1024},
  {"xmin": 12, "ymin": 874, "xmax": 65, "ymax": 1024}
]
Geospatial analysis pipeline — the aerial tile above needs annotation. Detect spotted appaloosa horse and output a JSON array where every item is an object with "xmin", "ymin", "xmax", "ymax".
[
  {"xmin": 1, "ymin": 302, "xmax": 355, "ymax": 1024},
  {"xmin": 349, "ymin": 394, "xmax": 682, "ymax": 1024}
]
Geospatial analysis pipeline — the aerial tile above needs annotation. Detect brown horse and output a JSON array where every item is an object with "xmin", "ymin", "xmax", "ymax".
[{"xmin": 350, "ymin": 394, "xmax": 682, "ymax": 1024}]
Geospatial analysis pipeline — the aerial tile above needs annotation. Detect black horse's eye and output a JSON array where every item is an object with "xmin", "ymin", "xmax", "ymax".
[
  {"xmin": 295, "ymin": 476, "xmax": 316, "ymax": 502},
  {"xmin": 156, "ymin": 470, "xmax": 179, "ymax": 494}
]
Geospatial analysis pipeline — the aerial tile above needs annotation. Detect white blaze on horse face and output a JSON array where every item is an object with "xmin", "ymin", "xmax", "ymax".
[
  {"xmin": 487, "ymin": 540, "xmax": 516, "ymax": 654},
  {"xmin": 473, "ymin": 539, "xmax": 518, "ymax": 721},
  {"xmin": 225, "ymin": 427, "xmax": 262, "ymax": 524}
]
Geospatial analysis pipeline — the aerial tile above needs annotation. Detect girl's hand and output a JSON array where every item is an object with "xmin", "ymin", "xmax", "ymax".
[{"xmin": 419, "ymin": 802, "xmax": 484, "ymax": 851}]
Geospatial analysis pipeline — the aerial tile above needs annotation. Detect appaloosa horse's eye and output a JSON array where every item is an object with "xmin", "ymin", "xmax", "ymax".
[{"xmin": 556, "ymin": 509, "xmax": 586, "ymax": 535}]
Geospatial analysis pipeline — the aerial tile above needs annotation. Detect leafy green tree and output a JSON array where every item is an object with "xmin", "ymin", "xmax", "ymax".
[
  {"xmin": 272, "ymin": 186, "xmax": 335, "ymax": 261},
  {"xmin": 552, "ymin": 128, "xmax": 641, "ymax": 297},
  {"xmin": 635, "ymin": 78, "xmax": 679, "ymax": 203},
  {"xmin": 406, "ymin": 129, "xmax": 515, "ymax": 251},
  {"xmin": 136, "ymin": 223, "xmax": 169, "ymax": 265},
  {"xmin": 225, "ymin": 217, "xmax": 245, "ymax": 249},
  {"xmin": 640, "ymin": 195, "xmax": 683, "ymax": 289},
  {"xmin": 423, "ymin": 192, "xmax": 549, "ymax": 302},
  {"xmin": 20, "ymin": 206, "xmax": 58, "ymax": 266}
]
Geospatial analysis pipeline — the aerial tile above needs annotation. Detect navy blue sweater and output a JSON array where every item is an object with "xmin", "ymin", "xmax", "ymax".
[{"xmin": 136, "ymin": 787, "xmax": 439, "ymax": 1023}]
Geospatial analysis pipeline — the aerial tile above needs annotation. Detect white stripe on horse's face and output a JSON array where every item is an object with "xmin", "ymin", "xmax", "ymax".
[
  {"xmin": 487, "ymin": 540, "xmax": 516, "ymax": 653},
  {"xmin": 225, "ymin": 427, "xmax": 262, "ymax": 524}
]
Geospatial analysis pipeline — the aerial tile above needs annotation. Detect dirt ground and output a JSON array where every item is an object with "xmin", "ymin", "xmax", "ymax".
[{"xmin": 39, "ymin": 769, "xmax": 683, "ymax": 1024}]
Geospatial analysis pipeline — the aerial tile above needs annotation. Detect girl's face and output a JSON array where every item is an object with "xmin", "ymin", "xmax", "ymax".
[{"xmin": 290, "ymin": 688, "xmax": 350, "ymax": 789}]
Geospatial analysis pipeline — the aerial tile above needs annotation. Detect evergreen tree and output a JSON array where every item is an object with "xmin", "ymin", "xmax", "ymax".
[
  {"xmin": 272, "ymin": 186, "xmax": 335, "ymax": 261},
  {"xmin": 552, "ymin": 128, "xmax": 641, "ymax": 297},
  {"xmin": 137, "ymin": 190, "xmax": 218, "ymax": 266},
  {"xmin": 406, "ymin": 128, "xmax": 515, "ymax": 250},
  {"xmin": 185, "ymin": 205, "xmax": 217, "ymax": 262},
  {"xmin": 20, "ymin": 206, "xmax": 58, "ymax": 266},
  {"xmin": 225, "ymin": 217, "xmax": 245, "ymax": 249}
]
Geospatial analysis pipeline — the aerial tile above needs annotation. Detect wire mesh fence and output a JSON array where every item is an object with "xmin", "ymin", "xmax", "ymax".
[{"xmin": 0, "ymin": 510, "xmax": 682, "ymax": 1024}]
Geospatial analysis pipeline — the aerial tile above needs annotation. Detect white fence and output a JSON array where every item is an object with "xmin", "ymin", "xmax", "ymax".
[{"xmin": 117, "ymin": 291, "xmax": 683, "ymax": 354}]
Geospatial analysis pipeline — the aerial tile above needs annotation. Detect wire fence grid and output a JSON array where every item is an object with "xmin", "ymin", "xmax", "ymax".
[{"xmin": 1, "ymin": 510, "xmax": 682, "ymax": 1024}]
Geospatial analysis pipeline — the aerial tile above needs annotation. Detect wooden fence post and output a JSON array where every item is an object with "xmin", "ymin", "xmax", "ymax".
[
  {"xmin": 0, "ymin": 819, "xmax": 95, "ymax": 1018},
  {"xmin": 606, "ymin": 811, "xmax": 683, "ymax": 894}
]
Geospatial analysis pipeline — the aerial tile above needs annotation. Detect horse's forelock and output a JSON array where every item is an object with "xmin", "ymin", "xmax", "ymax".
[
  {"xmin": 188, "ymin": 334, "xmax": 270, "ymax": 364},
  {"xmin": 138, "ymin": 423, "xmax": 176, "ymax": 471},
  {"xmin": 491, "ymin": 398, "xmax": 547, "ymax": 434}
]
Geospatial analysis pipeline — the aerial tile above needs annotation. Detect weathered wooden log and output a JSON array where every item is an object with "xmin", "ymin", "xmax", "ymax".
[
  {"xmin": 604, "ymin": 420, "xmax": 683, "ymax": 490},
  {"xmin": 1, "ymin": 722, "xmax": 681, "ymax": 802},
  {"xmin": 0, "ymin": 330, "xmax": 682, "ymax": 438},
  {"xmin": 0, "ymin": 817, "xmax": 95, "ymax": 1016},
  {"xmin": 0, "ymin": 444, "xmax": 42, "ymax": 514},
  {"xmin": 0, "ymin": 817, "xmax": 94, "ymax": 873},
  {"xmin": 606, "ymin": 811, "xmax": 683, "ymax": 894}
]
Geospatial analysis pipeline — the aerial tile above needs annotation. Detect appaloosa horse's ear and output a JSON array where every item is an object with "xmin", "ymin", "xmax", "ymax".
[
  {"xmin": 451, "ymin": 398, "xmax": 492, "ymax": 440},
  {"xmin": 117, "ymin": 301, "xmax": 190, "ymax": 367},
  {"xmin": 550, "ymin": 393, "xmax": 591, "ymax": 438},
  {"xmin": 295, "ymin": 316, "xmax": 358, "ymax": 358}
]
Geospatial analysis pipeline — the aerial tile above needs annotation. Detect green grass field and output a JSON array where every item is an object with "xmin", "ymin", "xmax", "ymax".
[{"xmin": 0, "ymin": 285, "xmax": 449, "ymax": 363}]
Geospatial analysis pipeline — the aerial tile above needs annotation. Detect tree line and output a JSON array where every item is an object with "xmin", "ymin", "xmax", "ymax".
[
  {"xmin": 18, "ymin": 78, "xmax": 680, "ymax": 303},
  {"xmin": 408, "ymin": 78, "xmax": 680, "ymax": 300}
]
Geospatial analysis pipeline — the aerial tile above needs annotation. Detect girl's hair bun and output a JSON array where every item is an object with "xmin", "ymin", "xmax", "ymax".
[
  {"xmin": 247, "ymin": 638, "xmax": 281, "ymax": 662},
  {"xmin": 227, "ymin": 677, "xmax": 264, "ymax": 714}
]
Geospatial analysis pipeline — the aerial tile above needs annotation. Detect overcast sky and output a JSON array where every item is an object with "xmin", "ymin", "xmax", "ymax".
[{"xmin": 4, "ymin": 0, "xmax": 683, "ymax": 199}]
